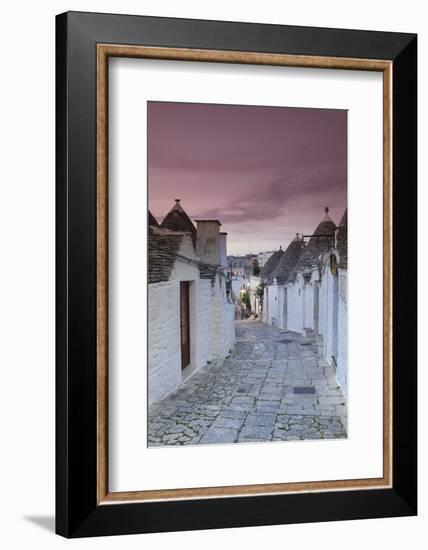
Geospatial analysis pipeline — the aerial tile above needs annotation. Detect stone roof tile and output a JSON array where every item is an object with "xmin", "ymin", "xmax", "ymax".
[
  {"xmin": 260, "ymin": 248, "xmax": 284, "ymax": 281},
  {"xmin": 160, "ymin": 199, "xmax": 196, "ymax": 246},
  {"xmin": 271, "ymin": 235, "xmax": 304, "ymax": 284},
  {"xmin": 199, "ymin": 263, "xmax": 217, "ymax": 282},
  {"xmin": 148, "ymin": 210, "xmax": 160, "ymax": 227},
  {"xmin": 148, "ymin": 227, "xmax": 183, "ymax": 283}
]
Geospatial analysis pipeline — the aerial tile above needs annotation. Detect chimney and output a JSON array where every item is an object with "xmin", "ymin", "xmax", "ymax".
[
  {"xmin": 195, "ymin": 220, "xmax": 221, "ymax": 265},
  {"xmin": 219, "ymin": 232, "xmax": 228, "ymax": 268}
]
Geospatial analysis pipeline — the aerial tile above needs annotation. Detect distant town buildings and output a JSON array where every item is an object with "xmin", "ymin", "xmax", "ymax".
[
  {"xmin": 148, "ymin": 200, "xmax": 235, "ymax": 405},
  {"xmin": 227, "ymin": 254, "xmax": 257, "ymax": 278}
]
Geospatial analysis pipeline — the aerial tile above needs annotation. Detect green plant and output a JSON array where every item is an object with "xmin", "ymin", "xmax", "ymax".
[
  {"xmin": 254, "ymin": 282, "xmax": 266, "ymax": 309},
  {"xmin": 241, "ymin": 290, "xmax": 250, "ymax": 307}
]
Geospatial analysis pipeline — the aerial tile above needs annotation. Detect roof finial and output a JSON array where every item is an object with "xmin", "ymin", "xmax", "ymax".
[
  {"xmin": 296, "ymin": 233, "xmax": 300, "ymax": 238},
  {"xmin": 171, "ymin": 198, "xmax": 184, "ymax": 213},
  {"xmin": 279, "ymin": 245, "xmax": 283, "ymax": 251},
  {"xmin": 322, "ymin": 206, "xmax": 332, "ymax": 221}
]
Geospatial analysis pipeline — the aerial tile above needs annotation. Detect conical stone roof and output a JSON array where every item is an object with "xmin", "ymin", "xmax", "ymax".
[
  {"xmin": 336, "ymin": 209, "xmax": 347, "ymax": 268},
  {"xmin": 260, "ymin": 248, "xmax": 284, "ymax": 281},
  {"xmin": 271, "ymin": 234, "xmax": 305, "ymax": 284},
  {"xmin": 289, "ymin": 208, "xmax": 336, "ymax": 282},
  {"xmin": 148, "ymin": 210, "xmax": 160, "ymax": 227},
  {"xmin": 160, "ymin": 199, "xmax": 196, "ymax": 246},
  {"xmin": 148, "ymin": 226, "xmax": 183, "ymax": 283}
]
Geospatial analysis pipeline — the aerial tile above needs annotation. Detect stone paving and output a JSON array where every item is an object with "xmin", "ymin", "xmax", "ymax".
[{"xmin": 148, "ymin": 320, "xmax": 347, "ymax": 446}]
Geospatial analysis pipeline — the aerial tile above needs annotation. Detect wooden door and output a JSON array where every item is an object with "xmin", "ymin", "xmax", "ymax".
[{"xmin": 180, "ymin": 281, "xmax": 190, "ymax": 370}]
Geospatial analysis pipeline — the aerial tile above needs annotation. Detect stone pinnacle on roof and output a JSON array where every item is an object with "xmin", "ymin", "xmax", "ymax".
[
  {"xmin": 160, "ymin": 199, "xmax": 197, "ymax": 246},
  {"xmin": 322, "ymin": 206, "xmax": 333, "ymax": 222},
  {"xmin": 172, "ymin": 198, "xmax": 185, "ymax": 212}
]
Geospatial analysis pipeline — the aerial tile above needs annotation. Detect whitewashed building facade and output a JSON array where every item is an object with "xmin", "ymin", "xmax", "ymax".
[
  {"xmin": 262, "ymin": 235, "xmax": 304, "ymax": 328},
  {"xmin": 148, "ymin": 200, "xmax": 235, "ymax": 405},
  {"xmin": 260, "ymin": 247, "xmax": 284, "ymax": 325},
  {"xmin": 337, "ymin": 212, "xmax": 348, "ymax": 392},
  {"xmin": 263, "ymin": 208, "xmax": 348, "ymax": 394},
  {"xmin": 248, "ymin": 275, "xmax": 263, "ymax": 317}
]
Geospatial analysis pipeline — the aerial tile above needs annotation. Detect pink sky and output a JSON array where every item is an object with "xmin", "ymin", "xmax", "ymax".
[{"xmin": 148, "ymin": 101, "xmax": 347, "ymax": 255}]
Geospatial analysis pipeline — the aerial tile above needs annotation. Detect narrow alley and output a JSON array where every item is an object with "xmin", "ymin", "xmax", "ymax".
[{"xmin": 148, "ymin": 320, "xmax": 347, "ymax": 446}]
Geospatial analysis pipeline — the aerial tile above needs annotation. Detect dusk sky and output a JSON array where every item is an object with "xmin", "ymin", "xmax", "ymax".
[{"xmin": 148, "ymin": 101, "xmax": 347, "ymax": 255}]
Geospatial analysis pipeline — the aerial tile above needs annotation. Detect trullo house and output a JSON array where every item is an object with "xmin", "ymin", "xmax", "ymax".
[
  {"xmin": 263, "ymin": 207, "xmax": 348, "ymax": 394},
  {"xmin": 148, "ymin": 200, "xmax": 235, "ymax": 405}
]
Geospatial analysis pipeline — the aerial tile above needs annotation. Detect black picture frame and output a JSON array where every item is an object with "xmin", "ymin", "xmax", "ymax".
[{"xmin": 56, "ymin": 11, "xmax": 417, "ymax": 538}]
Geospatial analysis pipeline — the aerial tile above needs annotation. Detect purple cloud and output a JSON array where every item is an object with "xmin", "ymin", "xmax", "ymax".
[{"xmin": 148, "ymin": 101, "xmax": 347, "ymax": 254}]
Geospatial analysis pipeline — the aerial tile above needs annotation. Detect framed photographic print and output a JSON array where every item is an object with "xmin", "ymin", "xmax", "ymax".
[{"xmin": 56, "ymin": 11, "xmax": 417, "ymax": 538}]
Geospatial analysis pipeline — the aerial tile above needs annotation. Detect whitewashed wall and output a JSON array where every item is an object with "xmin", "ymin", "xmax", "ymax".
[
  {"xmin": 248, "ymin": 275, "xmax": 261, "ymax": 291},
  {"xmin": 276, "ymin": 284, "xmax": 285, "ymax": 329},
  {"xmin": 209, "ymin": 275, "xmax": 235, "ymax": 359},
  {"xmin": 319, "ymin": 260, "xmax": 338, "ymax": 367},
  {"xmin": 318, "ymin": 269, "xmax": 328, "ymax": 340},
  {"xmin": 259, "ymin": 256, "xmax": 348, "ymax": 393},
  {"xmin": 248, "ymin": 275, "xmax": 262, "ymax": 316},
  {"xmin": 336, "ymin": 270, "xmax": 348, "ymax": 394},
  {"xmin": 148, "ymin": 279, "xmax": 182, "ymax": 405},
  {"xmin": 148, "ymin": 238, "xmax": 209, "ymax": 405},
  {"xmin": 261, "ymin": 282, "xmax": 289, "ymax": 330},
  {"xmin": 231, "ymin": 276, "xmax": 245, "ymax": 299},
  {"xmin": 193, "ymin": 278, "xmax": 211, "ymax": 372},
  {"xmin": 287, "ymin": 278, "xmax": 305, "ymax": 333},
  {"xmin": 264, "ymin": 283, "xmax": 280, "ymax": 326},
  {"xmin": 303, "ymin": 282, "xmax": 315, "ymax": 331},
  {"xmin": 149, "ymin": 237, "xmax": 235, "ymax": 405},
  {"xmin": 272, "ymin": 284, "xmax": 280, "ymax": 326},
  {"xmin": 262, "ymin": 287, "xmax": 267, "ymax": 323},
  {"xmin": 317, "ymin": 255, "xmax": 347, "ymax": 393}
]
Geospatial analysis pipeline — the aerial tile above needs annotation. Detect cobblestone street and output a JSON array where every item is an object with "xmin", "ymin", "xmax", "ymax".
[{"xmin": 148, "ymin": 320, "xmax": 347, "ymax": 446}]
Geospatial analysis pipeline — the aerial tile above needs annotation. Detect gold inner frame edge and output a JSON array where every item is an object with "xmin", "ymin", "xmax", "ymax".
[{"xmin": 96, "ymin": 44, "xmax": 393, "ymax": 505}]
